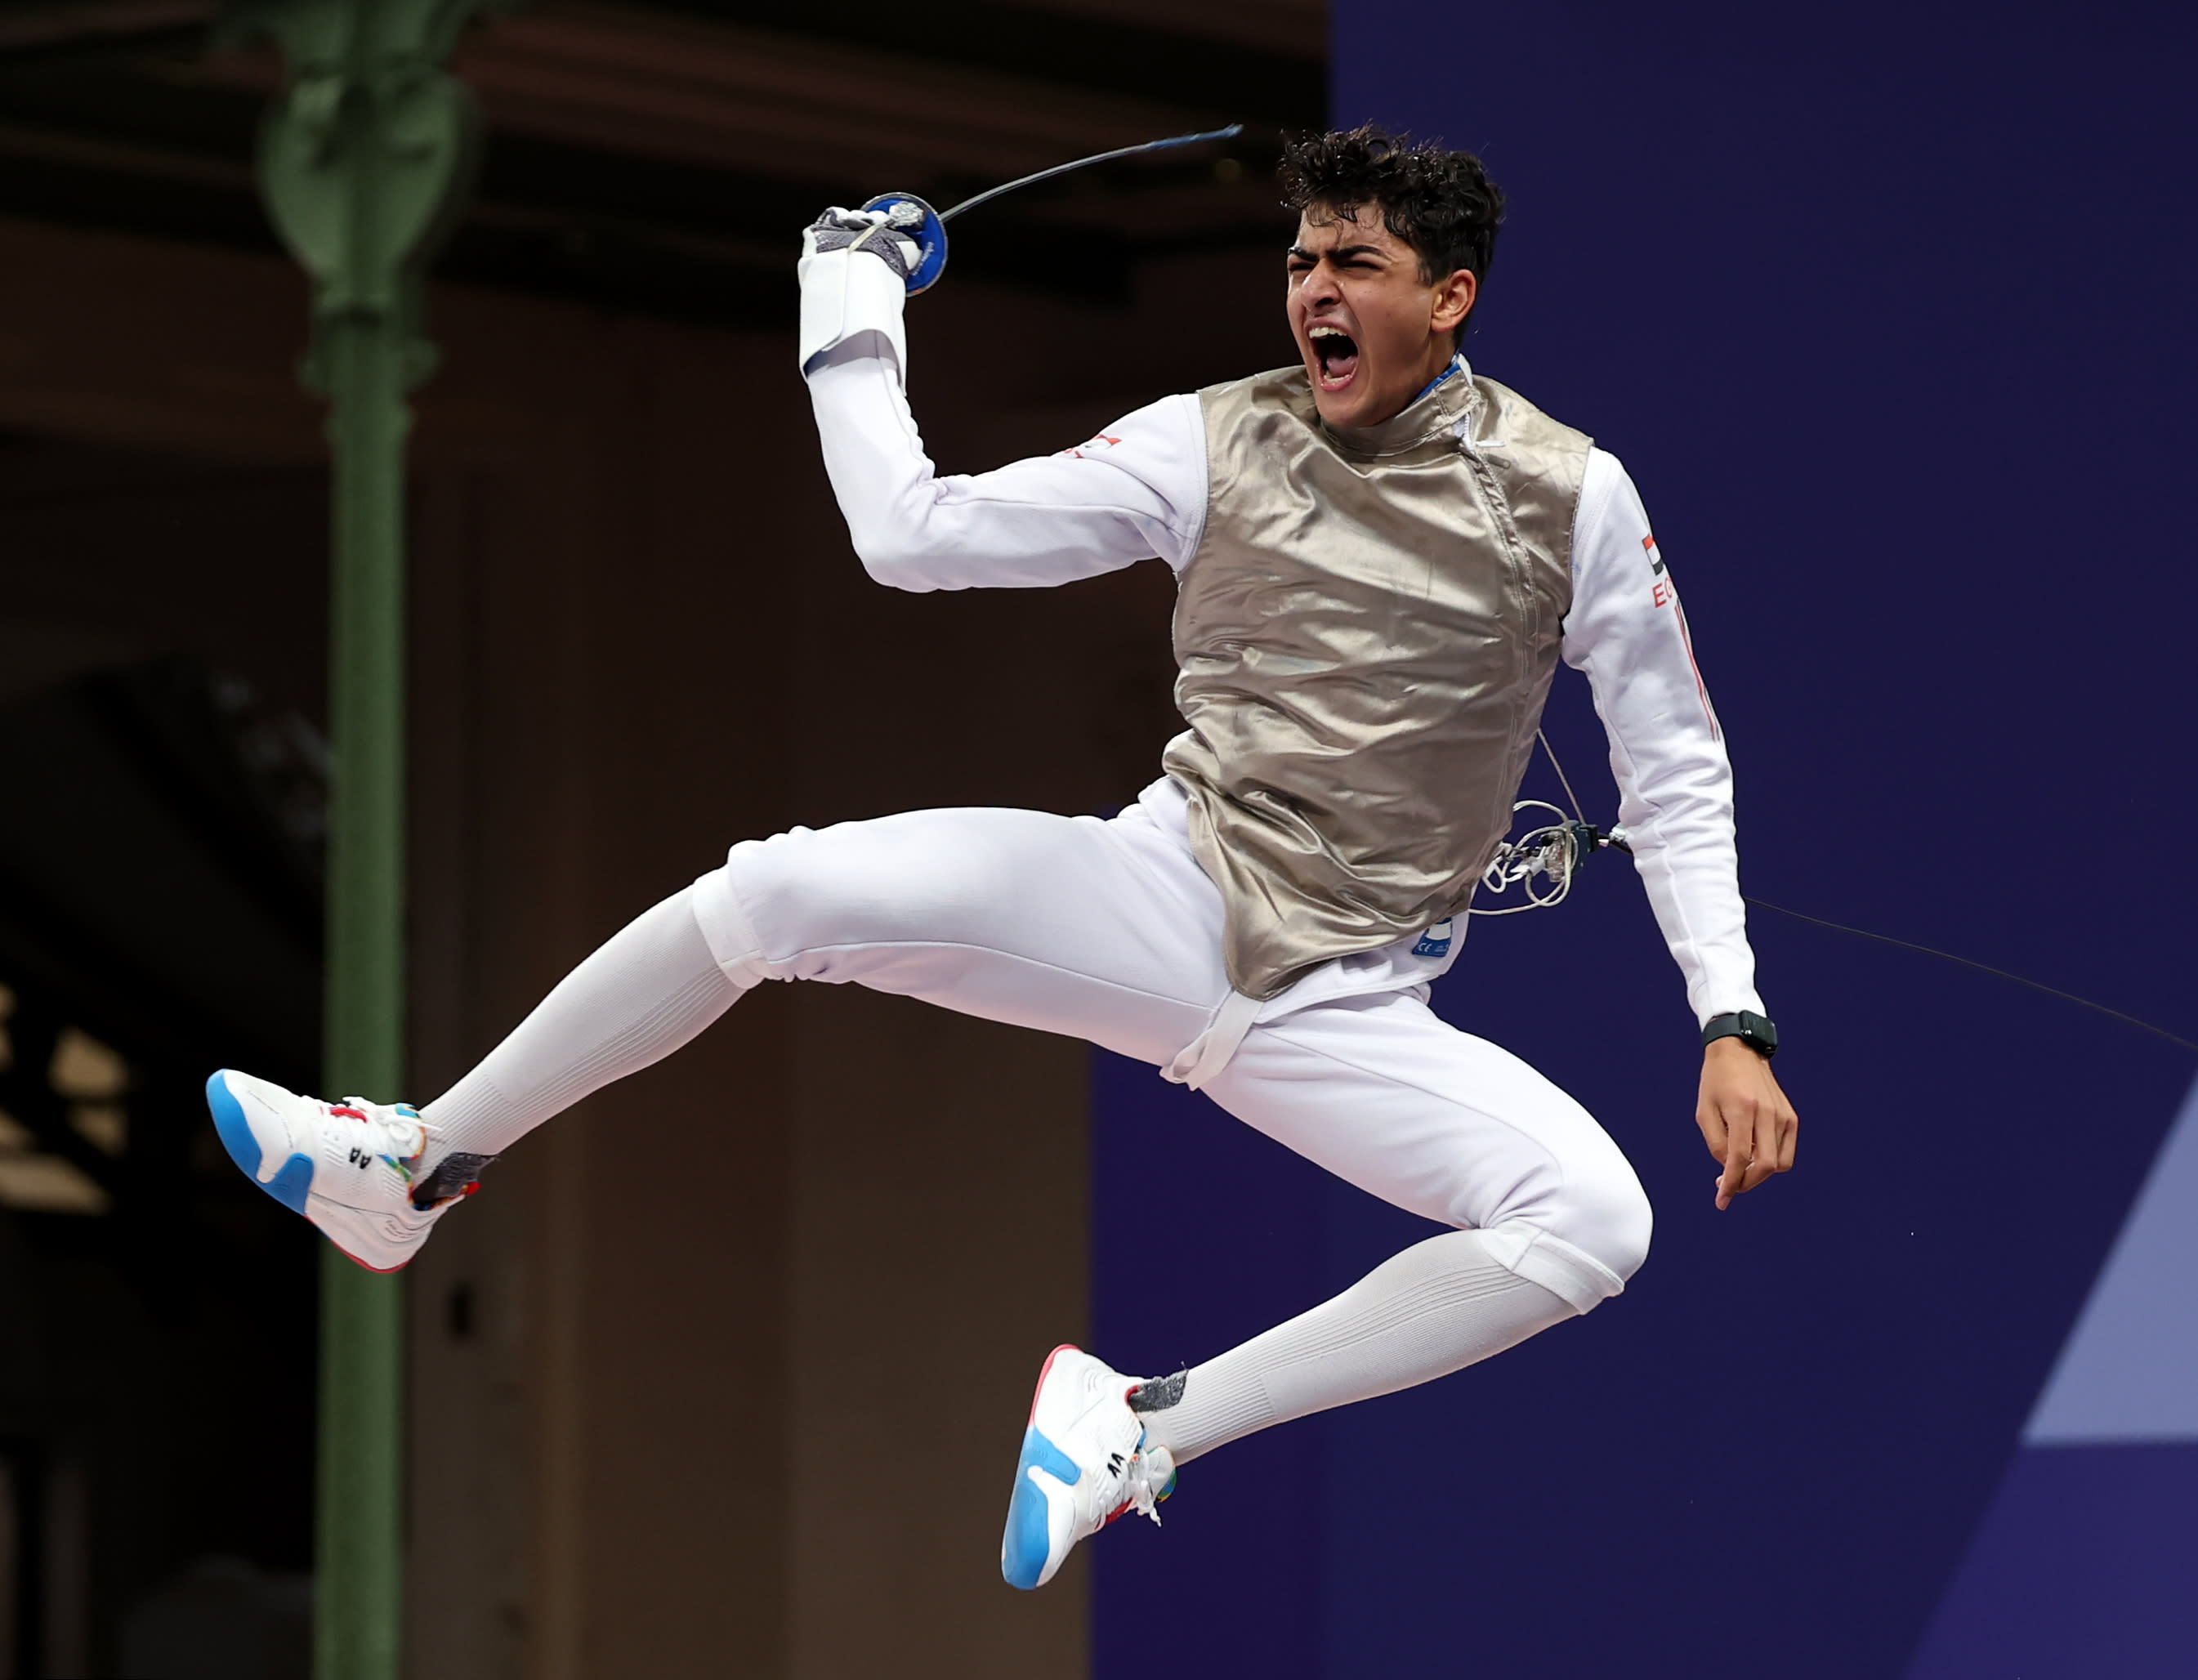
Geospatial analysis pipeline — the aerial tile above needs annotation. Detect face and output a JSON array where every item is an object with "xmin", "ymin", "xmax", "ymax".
[{"xmin": 1285, "ymin": 204, "xmax": 1477, "ymax": 428}]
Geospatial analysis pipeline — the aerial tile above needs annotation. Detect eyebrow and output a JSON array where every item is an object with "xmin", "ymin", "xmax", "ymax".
[{"xmin": 1286, "ymin": 244, "xmax": 1389, "ymax": 263}]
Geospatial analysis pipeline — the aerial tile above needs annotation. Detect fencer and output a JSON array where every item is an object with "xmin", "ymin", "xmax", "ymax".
[{"xmin": 207, "ymin": 124, "xmax": 1798, "ymax": 1592}]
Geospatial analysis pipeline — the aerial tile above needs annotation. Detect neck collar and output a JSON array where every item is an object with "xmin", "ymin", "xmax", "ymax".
[{"xmin": 1320, "ymin": 354, "xmax": 1474, "ymax": 458}]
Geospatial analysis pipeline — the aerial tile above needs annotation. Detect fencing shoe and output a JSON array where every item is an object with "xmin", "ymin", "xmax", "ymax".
[
  {"xmin": 1001, "ymin": 1344, "xmax": 1177, "ymax": 1590},
  {"xmin": 205, "ymin": 1070, "xmax": 488, "ymax": 1272}
]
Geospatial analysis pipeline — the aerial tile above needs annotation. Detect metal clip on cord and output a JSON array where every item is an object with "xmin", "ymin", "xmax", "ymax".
[{"xmin": 1471, "ymin": 802, "xmax": 1628, "ymax": 918}]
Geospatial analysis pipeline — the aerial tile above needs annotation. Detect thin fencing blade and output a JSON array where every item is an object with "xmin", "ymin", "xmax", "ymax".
[{"xmin": 940, "ymin": 123, "xmax": 1244, "ymax": 222}]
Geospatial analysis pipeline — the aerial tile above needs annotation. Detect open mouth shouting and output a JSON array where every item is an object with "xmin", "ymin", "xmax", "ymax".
[{"xmin": 1308, "ymin": 322, "xmax": 1360, "ymax": 393}]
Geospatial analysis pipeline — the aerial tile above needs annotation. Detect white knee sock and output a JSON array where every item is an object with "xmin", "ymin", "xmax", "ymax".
[
  {"xmin": 1132, "ymin": 1227, "xmax": 1579, "ymax": 1465},
  {"xmin": 420, "ymin": 887, "xmax": 744, "ymax": 1167}
]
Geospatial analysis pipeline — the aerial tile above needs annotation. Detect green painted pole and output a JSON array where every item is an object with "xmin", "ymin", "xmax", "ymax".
[
  {"xmin": 315, "ymin": 305, "xmax": 411, "ymax": 1680},
  {"xmin": 223, "ymin": 4, "xmax": 503, "ymax": 1675}
]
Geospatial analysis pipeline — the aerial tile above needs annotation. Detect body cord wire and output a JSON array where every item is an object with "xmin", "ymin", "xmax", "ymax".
[
  {"xmin": 1531, "ymin": 731, "xmax": 2197, "ymax": 1054},
  {"xmin": 1538, "ymin": 727, "xmax": 1588, "ymax": 825},
  {"xmin": 1739, "ymin": 897, "xmax": 2197, "ymax": 1053}
]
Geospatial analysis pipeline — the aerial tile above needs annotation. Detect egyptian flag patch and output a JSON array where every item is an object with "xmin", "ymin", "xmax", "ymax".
[{"xmin": 1642, "ymin": 534, "xmax": 1665, "ymax": 574}]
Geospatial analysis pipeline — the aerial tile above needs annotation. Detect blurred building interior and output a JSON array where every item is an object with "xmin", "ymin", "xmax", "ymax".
[{"xmin": 0, "ymin": 1, "xmax": 1321, "ymax": 1675}]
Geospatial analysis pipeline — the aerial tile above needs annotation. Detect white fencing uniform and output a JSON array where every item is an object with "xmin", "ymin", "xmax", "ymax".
[{"xmin": 683, "ymin": 252, "xmax": 1764, "ymax": 1312}]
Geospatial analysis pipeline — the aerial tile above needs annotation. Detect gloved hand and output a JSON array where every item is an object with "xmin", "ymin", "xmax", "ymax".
[
  {"xmin": 798, "ymin": 205, "xmax": 914, "ymax": 377},
  {"xmin": 802, "ymin": 203, "xmax": 927, "ymax": 283}
]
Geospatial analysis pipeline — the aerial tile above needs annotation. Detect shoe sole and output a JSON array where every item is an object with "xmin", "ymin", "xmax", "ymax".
[{"xmin": 1002, "ymin": 1344, "xmax": 1089, "ymax": 1592}]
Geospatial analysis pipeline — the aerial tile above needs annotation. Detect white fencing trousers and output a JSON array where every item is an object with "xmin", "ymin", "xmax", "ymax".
[{"xmin": 690, "ymin": 801, "xmax": 1651, "ymax": 1313}]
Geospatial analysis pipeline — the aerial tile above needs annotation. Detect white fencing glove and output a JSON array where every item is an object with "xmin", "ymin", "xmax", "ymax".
[
  {"xmin": 802, "ymin": 203, "xmax": 926, "ymax": 279},
  {"xmin": 797, "ymin": 205, "xmax": 920, "ymax": 378}
]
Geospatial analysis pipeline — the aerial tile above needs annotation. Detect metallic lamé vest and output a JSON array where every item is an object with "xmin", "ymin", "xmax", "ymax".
[{"xmin": 1161, "ymin": 365, "xmax": 1592, "ymax": 1000}]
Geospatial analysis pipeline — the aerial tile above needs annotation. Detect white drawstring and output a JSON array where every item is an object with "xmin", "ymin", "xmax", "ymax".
[{"xmin": 1163, "ymin": 990, "xmax": 1262, "ymax": 1089}]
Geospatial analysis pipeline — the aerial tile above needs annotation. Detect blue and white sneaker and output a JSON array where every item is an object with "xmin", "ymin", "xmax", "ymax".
[
  {"xmin": 204, "ymin": 1070, "xmax": 488, "ymax": 1272},
  {"xmin": 1001, "ymin": 1345, "xmax": 1177, "ymax": 1591}
]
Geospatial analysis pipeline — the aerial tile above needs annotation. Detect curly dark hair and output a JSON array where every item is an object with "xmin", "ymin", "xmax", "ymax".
[{"xmin": 1278, "ymin": 125, "xmax": 1505, "ymax": 342}]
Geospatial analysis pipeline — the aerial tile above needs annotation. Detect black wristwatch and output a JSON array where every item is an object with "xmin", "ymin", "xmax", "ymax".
[{"xmin": 1701, "ymin": 1010, "xmax": 1778, "ymax": 1059}]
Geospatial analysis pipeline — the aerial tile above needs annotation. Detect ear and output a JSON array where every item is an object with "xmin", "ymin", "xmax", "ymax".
[{"xmin": 1429, "ymin": 268, "xmax": 1477, "ymax": 337}]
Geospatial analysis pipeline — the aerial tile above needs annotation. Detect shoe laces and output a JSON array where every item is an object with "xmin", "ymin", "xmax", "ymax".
[
  {"xmin": 1124, "ymin": 1463, "xmax": 1165, "ymax": 1528},
  {"xmin": 328, "ymin": 1097, "xmax": 426, "ymax": 1164},
  {"xmin": 1104, "ymin": 1434, "xmax": 1173, "ymax": 1530}
]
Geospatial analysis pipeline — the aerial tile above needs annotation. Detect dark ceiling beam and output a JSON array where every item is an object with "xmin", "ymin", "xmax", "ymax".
[
  {"xmin": 0, "ymin": 1, "xmax": 1304, "ymax": 319},
  {"xmin": 591, "ymin": 0, "xmax": 1320, "ymax": 127},
  {"xmin": 0, "ymin": 96, "xmax": 1284, "ymax": 322},
  {"xmin": 0, "ymin": 1, "xmax": 1322, "ymax": 132},
  {"xmin": 0, "ymin": 0, "xmax": 212, "ymax": 60}
]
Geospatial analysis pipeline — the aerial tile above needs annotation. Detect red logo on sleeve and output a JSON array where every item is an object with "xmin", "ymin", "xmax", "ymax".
[
  {"xmin": 1645, "ymin": 534, "xmax": 1675, "ymax": 608},
  {"xmin": 1060, "ymin": 432, "xmax": 1122, "ymax": 460}
]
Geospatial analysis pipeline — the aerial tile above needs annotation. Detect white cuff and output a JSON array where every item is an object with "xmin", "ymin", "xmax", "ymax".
[
  {"xmin": 797, "ymin": 246, "xmax": 909, "ymax": 377},
  {"xmin": 1694, "ymin": 985, "xmax": 1768, "ymax": 1030},
  {"xmin": 690, "ymin": 861, "xmax": 771, "ymax": 986},
  {"xmin": 1479, "ymin": 1222, "xmax": 1626, "ymax": 1315}
]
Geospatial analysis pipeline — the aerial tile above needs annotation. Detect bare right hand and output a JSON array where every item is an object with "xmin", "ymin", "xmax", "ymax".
[{"xmin": 1695, "ymin": 1037, "xmax": 1798, "ymax": 1210}]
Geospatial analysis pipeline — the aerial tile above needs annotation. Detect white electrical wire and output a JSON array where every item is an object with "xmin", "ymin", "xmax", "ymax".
[
  {"xmin": 1468, "ymin": 799, "xmax": 1587, "ymax": 917},
  {"xmin": 1537, "ymin": 727, "xmax": 1587, "ymax": 825},
  {"xmin": 1467, "ymin": 727, "xmax": 1630, "ymax": 918}
]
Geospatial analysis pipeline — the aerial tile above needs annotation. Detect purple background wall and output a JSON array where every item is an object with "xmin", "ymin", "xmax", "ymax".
[{"xmin": 1092, "ymin": 4, "xmax": 2198, "ymax": 1673}]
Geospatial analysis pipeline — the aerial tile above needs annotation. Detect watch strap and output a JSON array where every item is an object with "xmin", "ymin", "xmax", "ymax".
[{"xmin": 1702, "ymin": 1010, "xmax": 1778, "ymax": 1058}]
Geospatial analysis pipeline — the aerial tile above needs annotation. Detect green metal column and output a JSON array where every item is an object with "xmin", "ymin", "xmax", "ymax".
[{"xmin": 226, "ymin": 3, "xmax": 502, "ymax": 1675}]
